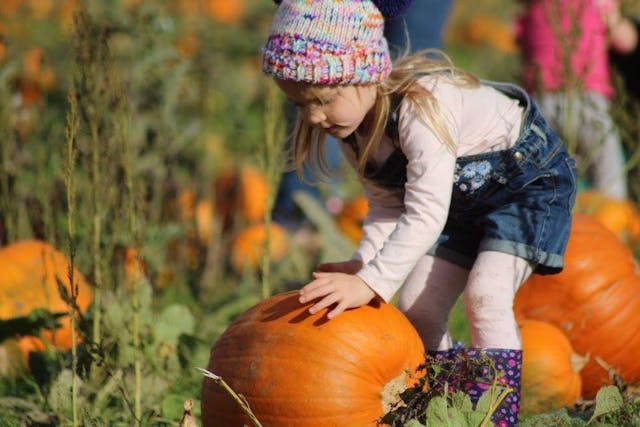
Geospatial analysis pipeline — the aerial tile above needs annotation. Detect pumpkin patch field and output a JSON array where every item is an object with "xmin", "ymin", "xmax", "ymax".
[{"xmin": 2, "ymin": 1, "xmax": 640, "ymax": 426}]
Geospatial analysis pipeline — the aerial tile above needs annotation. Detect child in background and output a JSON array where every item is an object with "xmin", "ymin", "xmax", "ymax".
[
  {"xmin": 516, "ymin": 0, "xmax": 632, "ymax": 200},
  {"xmin": 261, "ymin": 1, "xmax": 576, "ymax": 425}
]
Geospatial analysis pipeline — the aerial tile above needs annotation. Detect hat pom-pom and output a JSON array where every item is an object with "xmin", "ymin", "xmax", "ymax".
[
  {"xmin": 372, "ymin": 0, "xmax": 414, "ymax": 18},
  {"xmin": 271, "ymin": 0, "xmax": 414, "ymax": 19}
]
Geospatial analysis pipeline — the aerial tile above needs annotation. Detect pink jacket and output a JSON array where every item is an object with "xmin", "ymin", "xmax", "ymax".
[{"xmin": 516, "ymin": 0, "xmax": 614, "ymax": 98}]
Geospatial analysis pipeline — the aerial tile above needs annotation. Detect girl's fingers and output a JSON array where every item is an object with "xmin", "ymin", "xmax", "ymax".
[
  {"xmin": 327, "ymin": 300, "xmax": 349, "ymax": 319},
  {"xmin": 312, "ymin": 271, "xmax": 333, "ymax": 278},
  {"xmin": 299, "ymin": 278, "xmax": 333, "ymax": 303},
  {"xmin": 309, "ymin": 294, "xmax": 340, "ymax": 314}
]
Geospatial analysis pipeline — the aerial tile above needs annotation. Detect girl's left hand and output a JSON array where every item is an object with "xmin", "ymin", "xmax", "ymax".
[{"xmin": 299, "ymin": 272, "xmax": 376, "ymax": 319}]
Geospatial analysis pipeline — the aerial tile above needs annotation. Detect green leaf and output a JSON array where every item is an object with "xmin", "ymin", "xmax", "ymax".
[
  {"xmin": 587, "ymin": 386, "xmax": 624, "ymax": 424},
  {"xmin": 450, "ymin": 390, "xmax": 473, "ymax": 413},
  {"xmin": 425, "ymin": 396, "xmax": 450, "ymax": 427},
  {"xmin": 520, "ymin": 408, "xmax": 584, "ymax": 427},
  {"xmin": 474, "ymin": 387, "xmax": 493, "ymax": 414},
  {"xmin": 403, "ymin": 420, "xmax": 426, "ymax": 427},
  {"xmin": 446, "ymin": 407, "xmax": 469, "ymax": 427},
  {"xmin": 0, "ymin": 309, "xmax": 66, "ymax": 341},
  {"xmin": 154, "ymin": 304, "xmax": 195, "ymax": 345}
]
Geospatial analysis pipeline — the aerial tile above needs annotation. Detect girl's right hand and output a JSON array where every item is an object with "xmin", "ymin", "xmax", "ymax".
[{"xmin": 316, "ymin": 260, "xmax": 363, "ymax": 274}]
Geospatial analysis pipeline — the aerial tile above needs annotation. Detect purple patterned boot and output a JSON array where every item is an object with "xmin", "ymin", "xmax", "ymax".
[
  {"xmin": 426, "ymin": 341, "xmax": 465, "ymax": 393},
  {"xmin": 461, "ymin": 348, "xmax": 522, "ymax": 427}
]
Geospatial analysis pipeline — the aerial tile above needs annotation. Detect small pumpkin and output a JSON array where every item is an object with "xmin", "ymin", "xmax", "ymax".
[
  {"xmin": 335, "ymin": 195, "xmax": 368, "ymax": 243},
  {"xmin": 0, "ymin": 240, "xmax": 93, "ymax": 352},
  {"xmin": 460, "ymin": 15, "xmax": 516, "ymax": 54},
  {"xmin": 229, "ymin": 222, "xmax": 288, "ymax": 274},
  {"xmin": 201, "ymin": 291, "xmax": 425, "ymax": 427},
  {"xmin": 214, "ymin": 165, "xmax": 270, "ymax": 228},
  {"xmin": 204, "ymin": 0, "xmax": 246, "ymax": 25},
  {"xmin": 519, "ymin": 319, "xmax": 586, "ymax": 414},
  {"xmin": 514, "ymin": 214, "xmax": 640, "ymax": 398},
  {"xmin": 574, "ymin": 190, "xmax": 640, "ymax": 245}
]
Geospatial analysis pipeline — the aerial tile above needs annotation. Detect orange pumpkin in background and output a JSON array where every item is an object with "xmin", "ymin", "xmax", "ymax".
[
  {"xmin": 229, "ymin": 222, "xmax": 288, "ymax": 274},
  {"xmin": 336, "ymin": 195, "xmax": 368, "ymax": 243},
  {"xmin": 201, "ymin": 291, "xmax": 425, "ymax": 427},
  {"xmin": 519, "ymin": 319, "xmax": 586, "ymax": 414},
  {"xmin": 574, "ymin": 190, "xmax": 640, "ymax": 245},
  {"xmin": 0, "ymin": 0, "xmax": 22, "ymax": 17},
  {"xmin": 204, "ymin": 0, "xmax": 246, "ymax": 25},
  {"xmin": 0, "ymin": 240, "xmax": 93, "ymax": 357},
  {"xmin": 25, "ymin": 0, "xmax": 54, "ymax": 18},
  {"xmin": 214, "ymin": 164, "xmax": 270, "ymax": 228},
  {"xmin": 514, "ymin": 214, "xmax": 640, "ymax": 398}
]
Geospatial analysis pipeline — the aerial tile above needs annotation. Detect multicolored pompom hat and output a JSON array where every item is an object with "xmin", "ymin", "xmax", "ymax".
[{"xmin": 261, "ymin": 0, "xmax": 394, "ymax": 85}]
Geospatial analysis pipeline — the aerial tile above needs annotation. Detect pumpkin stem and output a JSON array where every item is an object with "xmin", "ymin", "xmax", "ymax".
[
  {"xmin": 570, "ymin": 352, "xmax": 589, "ymax": 374},
  {"xmin": 380, "ymin": 369, "xmax": 413, "ymax": 414}
]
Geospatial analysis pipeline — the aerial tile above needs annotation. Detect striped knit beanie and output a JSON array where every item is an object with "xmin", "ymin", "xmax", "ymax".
[{"xmin": 261, "ymin": 0, "xmax": 392, "ymax": 85}]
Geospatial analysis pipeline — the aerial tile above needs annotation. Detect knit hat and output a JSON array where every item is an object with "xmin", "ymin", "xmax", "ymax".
[{"xmin": 261, "ymin": 0, "xmax": 392, "ymax": 85}]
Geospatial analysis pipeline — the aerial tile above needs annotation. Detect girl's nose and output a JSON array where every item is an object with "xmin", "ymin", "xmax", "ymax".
[{"xmin": 305, "ymin": 104, "xmax": 326, "ymax": 126}]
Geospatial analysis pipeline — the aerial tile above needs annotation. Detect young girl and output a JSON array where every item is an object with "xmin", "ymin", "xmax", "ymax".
[{"xmin": 261, "ymin": 1, "xmax": 576, "ymax": 425}]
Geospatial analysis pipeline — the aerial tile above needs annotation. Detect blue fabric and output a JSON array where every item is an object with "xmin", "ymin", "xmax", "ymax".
[
  {"xmin": 384, "ymin": 0, "xmax": 453, "ymax": 54},
  {"xmin": 430, "ymin": 82, "xmax": 576, "ymax": 275}
]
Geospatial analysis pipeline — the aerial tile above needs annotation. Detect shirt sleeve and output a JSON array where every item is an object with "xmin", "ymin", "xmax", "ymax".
[{"xmin": 355, "ymin": 94, "xmax": 458, "ymax": 302}]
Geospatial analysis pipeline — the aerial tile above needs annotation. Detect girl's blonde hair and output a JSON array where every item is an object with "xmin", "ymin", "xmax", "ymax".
[{"xmin": 290, "ymin": 49, "xmax": 480, "ymax": 179}]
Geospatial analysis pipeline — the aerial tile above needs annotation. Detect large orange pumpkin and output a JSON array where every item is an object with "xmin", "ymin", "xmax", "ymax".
[
  {"xmin": 201, "ymin": 291, "xmax": 425, "ymax": 427},
  {"xmin": 514, "ymin": 214, "xmax": 640, "ymax": 398},
  {"xmin": 0, "ymin": 240, "xmax": 93, "ymax": 355},
  {"xmin": 519, "ymin": 319, "xmax": 586, "ymax": 414}
]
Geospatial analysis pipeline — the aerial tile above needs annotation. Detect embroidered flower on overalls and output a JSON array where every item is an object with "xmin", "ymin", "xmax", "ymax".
[{"xmin": 454, "ymin": 160, "xmax": 493, "ymax": 193}]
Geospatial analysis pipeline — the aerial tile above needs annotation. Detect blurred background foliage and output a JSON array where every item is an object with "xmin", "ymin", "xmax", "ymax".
[{"xmin": 1, "ymin": 0, "xmax": 639, "ymax": 425}]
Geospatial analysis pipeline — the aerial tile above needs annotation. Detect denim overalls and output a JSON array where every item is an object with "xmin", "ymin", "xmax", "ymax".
[{"xmin": 342, "ymin": 81, "xmax": 577, "ymax": 274}]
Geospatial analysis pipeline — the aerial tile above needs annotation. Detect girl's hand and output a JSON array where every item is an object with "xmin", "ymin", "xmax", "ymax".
[
  {"xmin": 299, "ymin": 272, "xmax": 376, "ymax": 319},
  {"xmin": 316, "ymin": 260, "xmax": 363, "ymax": 274}
]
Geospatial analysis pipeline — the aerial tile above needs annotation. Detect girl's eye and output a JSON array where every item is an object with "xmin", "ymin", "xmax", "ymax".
[{"xmin": 320, "ymin": 95, "xmax": 336, "ymax": 105}]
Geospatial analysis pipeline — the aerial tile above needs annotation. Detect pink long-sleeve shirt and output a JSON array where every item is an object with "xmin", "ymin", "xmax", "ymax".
[
  {"xmin": 516, "ymin": 0, "xmax": 615, "ymax": 98},
  {"xmin": 342, "ymin": 77, "xmax": 524, "ymax": 302}
]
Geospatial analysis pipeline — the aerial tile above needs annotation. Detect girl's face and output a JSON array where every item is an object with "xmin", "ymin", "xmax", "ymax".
[{"xmin": 275, "ymin": 79, "xmax": 377, "ymax": 139}]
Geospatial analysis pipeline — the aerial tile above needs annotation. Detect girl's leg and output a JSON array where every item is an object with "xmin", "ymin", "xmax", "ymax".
[
  {"xmin": 463, "ymin": 250, "xmax": 533, "ymax": 349},
  {"xmin": 398, "ymin": 254, "xmax": 468, "ymax": 351},
  {"xmin": 398, "ymin": 254, "xmax": 469, "ymax": 393},
  {"xmin": 462, "ymin": 250, "xmax": 534, "ymax": 427}
]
